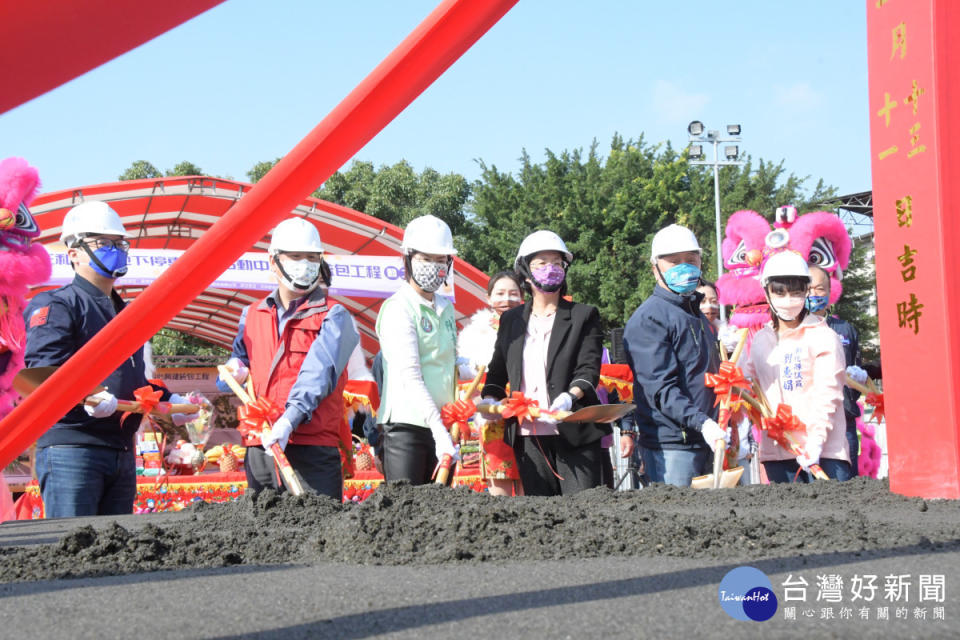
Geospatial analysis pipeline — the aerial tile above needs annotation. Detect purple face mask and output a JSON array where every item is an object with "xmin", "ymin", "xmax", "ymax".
[{"xmin": 530, "ymin": 263, "xmax": 565, "ymax": 293}]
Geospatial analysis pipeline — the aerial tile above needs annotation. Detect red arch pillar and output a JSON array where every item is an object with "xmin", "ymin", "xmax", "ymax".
[{"xmin": 867, "ymin": 0, "xmax": 960, "ymax": 498}]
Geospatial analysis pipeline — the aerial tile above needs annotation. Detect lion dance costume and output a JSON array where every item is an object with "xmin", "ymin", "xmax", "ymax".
[{"xmin": 0, "ymin": 157, "xmax": 52, "ymax": 519}]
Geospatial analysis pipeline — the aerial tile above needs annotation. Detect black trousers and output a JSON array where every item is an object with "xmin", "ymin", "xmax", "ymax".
[
  {"xmin": 245, "ymin": 444, "xmax": 343, "ymax": 501},
  {"xmin": 383, "ymin": 423, "xmax": 438, "ymax": 486},
  {"xmin": 514, "ymin": 434, "xmax": 604, "ymax": 496}
]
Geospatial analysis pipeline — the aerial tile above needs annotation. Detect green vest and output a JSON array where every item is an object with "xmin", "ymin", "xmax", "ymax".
[{"xmin": 376, "ymin": 288, "xmax": 457, "ymax": 427}]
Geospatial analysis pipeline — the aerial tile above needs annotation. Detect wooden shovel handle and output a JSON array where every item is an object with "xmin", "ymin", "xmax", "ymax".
[
  {"xmin": 216, "ymin": 365, "xmax": 304, "ymax": 496},
  {"xmin": 84, "ymin": 397, "xmax": 199, "ymax": 415}
]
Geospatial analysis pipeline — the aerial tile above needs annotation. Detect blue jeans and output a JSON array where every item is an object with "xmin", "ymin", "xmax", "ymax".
[
  {"xmin": 764, "ymin": 457, "xmax": 853, "ymax": 483},
  {"xmin": 845, "ymin": 419, "xmax": 860, "ymax": 477},
  {"xmin": 642, "ymin": 447, "xmax": 710, "ymax": 487},
  {"xmin": 37, "ymin": 445, "xmax": 136, "ymax": 518}
]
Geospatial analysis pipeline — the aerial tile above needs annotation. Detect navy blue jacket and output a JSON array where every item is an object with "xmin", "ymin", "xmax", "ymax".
[
  {"xmin": 24, "ymin": 275, "xmax": 167, "ymax": 450},
  {"xmin": 623, "ymin": 286, "xmax": 719, "ymax": 451},
  {"xmin": 826, "ymin": 315, "xmax": 862, "ymax": 420}
]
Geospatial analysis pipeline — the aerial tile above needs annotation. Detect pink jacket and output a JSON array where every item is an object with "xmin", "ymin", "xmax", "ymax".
[{"xmin": 742, "ymin": 314, "xmax": 849, "ymax": 463}]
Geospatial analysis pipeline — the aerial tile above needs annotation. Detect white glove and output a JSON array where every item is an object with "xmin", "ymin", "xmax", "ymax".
[
  {"xmin": 224, "ymin": 357, "xmax": 249, "ymax": 384},
  {"xmin": 540, "ymin": 392, "xmax": 574, "ymax": 425},
  {"xmin": 550, "ymin": 392, "xmax": 574, "ymax": 413},
  {"xmin": 718, "ymin": 324, "xmax": 741, "ymax": 354},
  {"xmin": 458, "ymin": 362, "xmax": 475, "ymax": 380},
  {"xmin": 796, "ymin": 440, "xmax": 823, "ymax": 470},
  {"xmin": 262, "ymin": 416, "xmax": 294, "ymax": 455},
  {"xmin": 429, "ymin": 422, "xmax": 460, "ymax": 462},
  {"xmin": 85, "ymin": 390, "xmax": 118, "ymax": 418},
  {"xmin": 701, "ymin": 418, "xmax": 730, "ymax": 451},
  {"xmin": 846, "ymin": 365, "xmax": 868, "ymax": 384},
  {"xmin": 168, "ymin": 393, "xmax": 196, "ymax": 427}
]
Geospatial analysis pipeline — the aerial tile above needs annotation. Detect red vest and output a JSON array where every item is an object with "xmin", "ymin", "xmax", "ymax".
[{"xmin": 241, "ymin": 294, "xmax": 348, "ymax": 448}]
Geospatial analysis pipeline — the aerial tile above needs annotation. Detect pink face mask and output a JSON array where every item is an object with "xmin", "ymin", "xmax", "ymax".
[{"xmin": 530, "ymin": 263, "xmax": 565, "ymax": 293}]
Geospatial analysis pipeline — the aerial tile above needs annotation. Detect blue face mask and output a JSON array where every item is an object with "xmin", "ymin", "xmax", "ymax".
[
  {"xmin": 662, "ymin": 263, "xmax": 701, "ymax": 295},
  {"xmin": 805, "ymin": 295, "xmax": 829, "ymax": 313},
  {"xmin": 90, "ymin": 246, "xmax": 129, "ymax": 278}
]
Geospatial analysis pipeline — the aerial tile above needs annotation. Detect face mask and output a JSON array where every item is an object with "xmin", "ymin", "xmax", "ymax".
[
  {"xmin": 805, "ymin": 295, "xmax": 829, "ymax": 313},
  {"xmin": 489, "ymin": 291, "xmax": 522, "ymax": 314},
  {"xmin": 662, "ymin": 263, "xmax": 701, "ymax": 294},
  {"xmin": 278, "ymin": 258, "xmax": 321, "ymax": 291},
  {"xmin": 769, "ymin": 295, "xmax": 806, "ymax": 322},
  {"xmin": 411, "ymin": 260, "xmax": 447, "ymax": 293},
  {"xmin": 86, "ymin": 245, "xmax": 128, "ymax": 278},
  {"xmin": 530, "ymin": 263, "xmax": 565, "ymax": 293}
]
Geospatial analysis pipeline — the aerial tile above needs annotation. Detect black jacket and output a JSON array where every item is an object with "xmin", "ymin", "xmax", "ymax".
[
  {"xmin": 482, "ymin": 298, "xmax": 607, "ymax": 446},
  {"xmin": 623, "ymin": 286, "xmax": 719, "ymax": 451},
  {"xmin": 826, "ymin": 315, "xmax": 862, "ymax": 420},
  {"xmin": 24, "ymin": 275, "xmax": 167, "ymax": 450}
]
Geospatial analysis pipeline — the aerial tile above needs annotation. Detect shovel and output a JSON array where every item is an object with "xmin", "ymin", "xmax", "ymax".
[
  {"xmin": 474, "ymin": 400, "xmax": 636, "ymax": 424},
  {"xmin": 216, "ymin": 365, "xmax": 304, "ymax": 496},
  {"xmin": 692, "ymin": 328, "xmax": 748, "ymax": 489},
  {"xmin": 691, "ymin": 441, "xmax": 744, "ymax": 489},
  {"xmin": 13, "ymin": 366, "xmax": 201, "ymax": 417}
]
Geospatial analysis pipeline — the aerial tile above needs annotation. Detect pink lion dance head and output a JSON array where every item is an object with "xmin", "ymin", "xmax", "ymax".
[
  {"xmin": 0, "ymin": 158, "xmax": 52, "ymax": 416},
  {"xmin": 716, "ymin": 205, "xmax": 852, "ymax": 331}
]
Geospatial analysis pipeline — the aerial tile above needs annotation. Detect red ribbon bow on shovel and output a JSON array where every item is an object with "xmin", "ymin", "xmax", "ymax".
[
  {"xmin": 866, "ymin": 392, "xmax": 885, "ymax": 423},
  {"xmin": 704, "ymin": 362, "xmax": 751, "ymax": 405},
  {"xmin": 760, "ymin": 403, "xmax": 806, "ymax": 451},
  {"xmin": 441, "ymin": 398, "xmax": 477, "ymax": 429},
  {"xmin": 500, "ymin": 391, "xmax": 540, "ymax": 425},
  {"xmin": 236, "ymin": 396, "xmax": 283, "ymax": 438},
  {"xmin": 121, "ymin": 386, "xmax": 165, "ymax": 426}
]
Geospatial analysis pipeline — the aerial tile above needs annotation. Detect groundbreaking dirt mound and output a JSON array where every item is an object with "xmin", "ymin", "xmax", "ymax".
[{"xmin": 1, "ymin": 477, "xmax": 958, "ymax": 583}]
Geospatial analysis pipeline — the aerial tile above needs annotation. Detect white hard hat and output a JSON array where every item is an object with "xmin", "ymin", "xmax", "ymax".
[
  {"xmin": 401, "ymin": 215, "xmax": 457, "ymax": 256},
  {"xmin": 513, "ymin": 230, "xmax": 573, "ymax": 271},
  {"xmin": 761, "ymin": 250, "xmax": 810, "ymax": 286},
  {"xmin": 650, "ymin": 224, "xmax": 701, "ymax": 263},
  {"xmin": 60, "ymin": 201, "xmax": 129, "ymax": 246},
  {"xmin": 268, "ymin": 217, "xmax": 324, "ymax": 254}
]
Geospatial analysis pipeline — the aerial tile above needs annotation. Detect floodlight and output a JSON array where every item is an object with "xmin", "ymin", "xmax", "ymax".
[
  {"xmin": 727, "ymin": 124, "xmax": 741, "ymax": 136},
  {"xmin": 688, "ymin": 121, "xmax": 704, "ymax": 136},
  {"xmin": 724, "ymin": 145, "xmax": 739, "ymax": 160},
  {"xmin": 688, "ymin": 144, "xmax": 704, "ymax": 160}
]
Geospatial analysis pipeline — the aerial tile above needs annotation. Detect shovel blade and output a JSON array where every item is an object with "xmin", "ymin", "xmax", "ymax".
[
  {"xmin": 692, "ymin": 467, "xmax": 745, "ymax": 489},
  {"xmin": 14, "ymin": 366, "xmax": 105, "ymax": 400},
  {"xmin": 560, "ymin": 403, "xmax": 636, "ymax": 424}
]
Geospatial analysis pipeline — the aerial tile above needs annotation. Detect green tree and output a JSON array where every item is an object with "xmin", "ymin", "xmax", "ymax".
[
  {"xmin": 150, "ymin": 328, "xmax": 228, "ymax": 358},
  {"xmin": 317, "ymin": 160, "xmax": 470, "ymax": 234},
  {"xmin": 166, "ymin": 161, "xmax": 204, "ymax": 177},
  {"xmin": 119, "ymin": 160, "xmax": 162, "ymax": 181},
  {"xmin": 247, "ymin": 158, "xmax": 281, "ymax": 183},
  {"xmin": 464, "ymin": 134, "xmax": 840, "ymax": 330}
]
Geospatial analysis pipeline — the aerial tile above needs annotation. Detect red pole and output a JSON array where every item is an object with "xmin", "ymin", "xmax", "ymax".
[
  {"xmin": 0, "ymin": 0, "xmax": 518, "ymax": 468},
  {"xmin": 867, "ymin": 0, "xmax": 960, "ymax": 498}
]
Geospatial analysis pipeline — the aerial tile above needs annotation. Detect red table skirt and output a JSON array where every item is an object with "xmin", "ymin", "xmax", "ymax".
[{"xmin": 14, "ymin": 467, "xmax": 487, "ymax": 519}]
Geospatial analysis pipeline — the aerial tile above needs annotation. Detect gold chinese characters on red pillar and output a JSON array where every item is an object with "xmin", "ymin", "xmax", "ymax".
[{"xmin": 867, "ymin": 0, "xmax": 960, "ymax": 498}]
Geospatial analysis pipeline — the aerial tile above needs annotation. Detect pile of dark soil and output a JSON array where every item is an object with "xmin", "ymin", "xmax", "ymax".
[{"xmin": 1, "ymin": 477, "xmax": 958, "ymax": 583}]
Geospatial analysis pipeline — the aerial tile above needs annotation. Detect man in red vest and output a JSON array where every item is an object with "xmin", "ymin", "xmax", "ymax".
[{"xmin": 217, "ymin": 217, "xmax": 358, "ymax": 500}]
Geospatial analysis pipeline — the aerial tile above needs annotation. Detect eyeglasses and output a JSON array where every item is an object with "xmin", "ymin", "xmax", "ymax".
[
  {"xmin": 82, "ymin": 237, "xmax": 130, "ymax": 251},
  {"xmin": 529, "ymin": 259, "xmax": 564, "ymax": 269}
]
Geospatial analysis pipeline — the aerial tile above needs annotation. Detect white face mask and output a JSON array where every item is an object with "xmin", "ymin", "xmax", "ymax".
[
  {"xmin": 279, "ymin": 257, "xmax": 321, "ymax": 291},
  {"xmin": 769, "ymin": 295, "xmax": 806, "ymax": 322}
]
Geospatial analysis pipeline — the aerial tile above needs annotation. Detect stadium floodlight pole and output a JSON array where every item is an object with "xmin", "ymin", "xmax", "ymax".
[{"xmin": 686, "ymin": 121, "xmax": 745, "ymax": 323}]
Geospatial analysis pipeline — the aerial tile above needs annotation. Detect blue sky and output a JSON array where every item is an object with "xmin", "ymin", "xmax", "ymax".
[{"xmin": 0, "ymin": 1, "xmax": 871, "ymax": 199}]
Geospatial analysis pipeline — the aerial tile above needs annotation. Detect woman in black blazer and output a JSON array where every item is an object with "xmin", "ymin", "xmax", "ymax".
[{"xmin": 480, "ymin": 230, "xmax": 607, "ymax": 496}]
